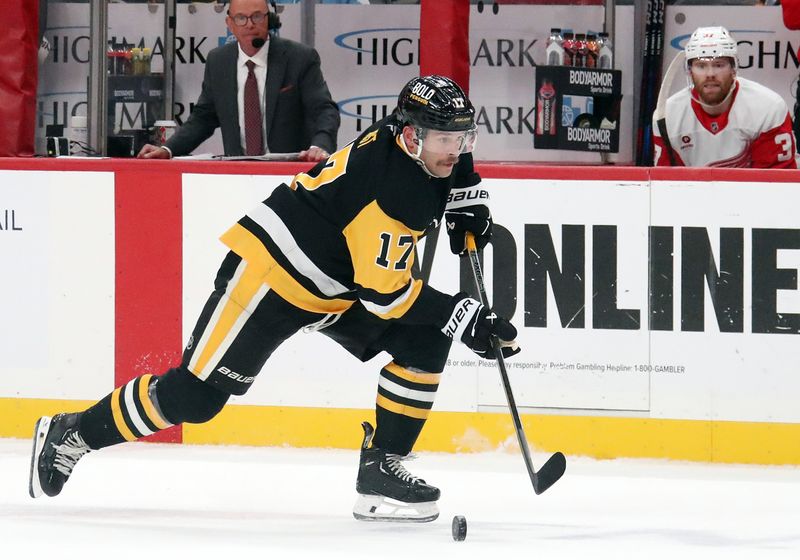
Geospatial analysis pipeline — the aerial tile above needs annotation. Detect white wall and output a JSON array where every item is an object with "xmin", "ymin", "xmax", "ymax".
[{"xmin": 0, "ymin": 170, "xmax": 115, "ymax": 399}]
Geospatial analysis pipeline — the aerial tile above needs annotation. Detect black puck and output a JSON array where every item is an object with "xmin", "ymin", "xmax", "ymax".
[{"xmin": 451, "ymin": 515, "xmax": 467, "ymax": 541}]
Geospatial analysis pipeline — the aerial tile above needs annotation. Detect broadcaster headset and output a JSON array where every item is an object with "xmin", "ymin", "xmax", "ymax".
[{"xmin": 268, "ymin": 0, "xmax": 282, "ymax": 30}]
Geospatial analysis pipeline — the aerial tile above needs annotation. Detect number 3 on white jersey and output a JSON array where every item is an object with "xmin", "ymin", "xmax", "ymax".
[{"xmin": 774, "ymin": 132, "xmax": 793, "ymax": 162}]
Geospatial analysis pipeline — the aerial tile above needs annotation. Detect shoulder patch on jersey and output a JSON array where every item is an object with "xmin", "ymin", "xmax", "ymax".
[{"xmin": 358, "ymin": 130, "xmax": 379, "ymax": 149}]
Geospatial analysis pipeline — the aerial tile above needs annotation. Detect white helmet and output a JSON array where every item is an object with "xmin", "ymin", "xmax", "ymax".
[{"xmin": 685, "ymin": 26, "xmax": 738, "ymax": 67}]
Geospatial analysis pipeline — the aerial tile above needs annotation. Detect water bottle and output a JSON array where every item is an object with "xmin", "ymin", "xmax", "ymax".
[
  {"xmin": 562, "ymin": 32, "xmax": 575, "ymax": 67},
  {"xmin": 575, "ymin": 33, "xmax": 588, "ymax": 67},
  {"xmin": 586, "ymin": 33, "xmax": 599, "ymax": 68},
  {"xmin": 545, "ymin": 28, "xmax": 565, "ymax": 66}
]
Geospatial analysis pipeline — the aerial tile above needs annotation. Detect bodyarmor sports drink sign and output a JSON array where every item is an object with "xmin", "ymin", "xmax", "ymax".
[{"xmin": 533, "ymin": 66, "xmax": 622, "ymax": 152}]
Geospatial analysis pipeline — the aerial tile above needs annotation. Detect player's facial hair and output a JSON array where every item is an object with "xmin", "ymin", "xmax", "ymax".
[{"xmin": 691, "ymin": 65, "xmax": 735, "ymax": 106}]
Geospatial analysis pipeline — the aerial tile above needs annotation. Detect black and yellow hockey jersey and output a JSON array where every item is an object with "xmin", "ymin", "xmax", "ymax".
[{"xmin": 220, "ymin": 116, "xmax": 477, "ymax": 329}]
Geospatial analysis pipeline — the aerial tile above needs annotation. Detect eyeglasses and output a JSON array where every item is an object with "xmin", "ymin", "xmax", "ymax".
[{"xmin": 228, "ymin": 11, "xmax": 267, "ymax": 27}]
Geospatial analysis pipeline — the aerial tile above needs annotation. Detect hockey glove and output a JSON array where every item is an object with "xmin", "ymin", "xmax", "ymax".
[
  {"xmin": 441, "ymin": 295, "xmax": 521, "ymax": 360},
  {"xmin": 445, "ymin": 185, "xmax": 492, "ymax": 255}
]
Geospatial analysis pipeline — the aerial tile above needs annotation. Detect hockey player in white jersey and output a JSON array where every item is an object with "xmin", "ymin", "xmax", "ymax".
[{"xmin": 653, "ymin": 26, "xmax": 798, "ymax": 168}]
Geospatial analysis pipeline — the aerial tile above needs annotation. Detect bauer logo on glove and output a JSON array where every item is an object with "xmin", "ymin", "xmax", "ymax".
[
  {"xmin": 441, "ymin": 295, "xmax": 521, "ymax": 360},
  {"xmin": 445, "ymin": 184, "xmax": 492, "ymax": 255}
]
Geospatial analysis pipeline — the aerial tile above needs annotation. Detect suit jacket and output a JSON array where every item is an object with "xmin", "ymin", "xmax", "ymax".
[{"xmin": 166, "ymin": 37, "xmax": 340, "ymax": 156}]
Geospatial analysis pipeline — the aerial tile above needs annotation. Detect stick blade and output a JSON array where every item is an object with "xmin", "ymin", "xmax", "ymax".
[{"xmin": 533, "ymin": 452, "xmax": 567, "ymax": 495}]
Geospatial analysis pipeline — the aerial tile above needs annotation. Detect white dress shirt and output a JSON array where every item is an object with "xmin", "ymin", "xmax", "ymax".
[{"xmin": 236, "ymin": 41, "xmax": 269, "ymax": 154}]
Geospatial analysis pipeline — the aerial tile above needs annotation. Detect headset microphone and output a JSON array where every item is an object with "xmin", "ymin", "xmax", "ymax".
[{"xmin": 252, "ymin": 37, "xmax": 266, "ymax": 49}]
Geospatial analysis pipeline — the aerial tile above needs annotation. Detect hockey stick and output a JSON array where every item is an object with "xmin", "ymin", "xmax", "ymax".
[
  {"xmin": 465, "ymin": 234, "xmax": 566, "ymax": 495},
  {"xmin": 636, "ymin": 0, "xmax": 660, "ymax": 164},
  {"xmin": 638, "ymin": 0, "xmax": 671, "ymax": 164},
  {"xmin": 653, "ymin": 50, "xmax": 686, "ymax": 166}
]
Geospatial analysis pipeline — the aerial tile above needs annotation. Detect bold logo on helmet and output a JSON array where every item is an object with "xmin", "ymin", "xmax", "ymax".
[{"xmin": 411, "ymin": 82, "xmax": 436, "ymax": 100}]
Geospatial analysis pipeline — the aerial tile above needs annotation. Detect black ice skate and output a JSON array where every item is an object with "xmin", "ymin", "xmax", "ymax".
[
  {"xmin": 29, "ymin": 413, "xmax": 91, "ymax": 498},
  {"xmin": 353, "ymin": 421, "xmax": 440, "ymax": 523}
]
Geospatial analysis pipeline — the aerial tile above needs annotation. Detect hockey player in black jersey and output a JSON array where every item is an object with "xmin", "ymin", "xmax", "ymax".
[{"xmin": 29, "ymin": 75, "xmax": 520, "ymax": 522}]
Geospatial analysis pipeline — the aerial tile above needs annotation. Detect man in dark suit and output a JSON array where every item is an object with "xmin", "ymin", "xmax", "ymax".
[{"xmin": 138, "ymin": 0, "xmax": 340, "ymax": 161}]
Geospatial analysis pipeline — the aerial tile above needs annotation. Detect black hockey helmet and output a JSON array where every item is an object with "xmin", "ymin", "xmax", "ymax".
[{"xmin": 396, "ymin": 75, "xmax": 475, "ymax": 132}]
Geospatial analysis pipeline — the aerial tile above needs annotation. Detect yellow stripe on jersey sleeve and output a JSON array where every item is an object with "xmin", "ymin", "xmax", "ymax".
[
  {"xmin": 221, "ymin": 223, "xmax": 354, "ymax": 315},
  {"xmin": 342, "ymin": 200, "xmax": 424, "ymax": 319}
]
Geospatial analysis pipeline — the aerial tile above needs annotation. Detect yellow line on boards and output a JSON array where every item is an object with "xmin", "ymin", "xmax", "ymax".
[
  {"xmin": 0, "ymin": 398, "xmax": 94, "ymax": 437},
  {"xmin": 2, "ymin": 398, "xmax": 799, "ymax": 466},
  {"xmin": 180, "ymin": 404, "xmax": 800, "ymax": 466}
]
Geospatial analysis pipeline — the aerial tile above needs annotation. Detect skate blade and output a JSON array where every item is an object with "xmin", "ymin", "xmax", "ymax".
[
  {"xmin": 352, "ymin": 494, "xmax": 439, "ymax": 523},
  {"xmin": 352, "ymin": 511, "xmax": 439, "ymax": 523},
  {"xmin": 28, "ymin": 416, "xmax": 52, "ymax": 499}
]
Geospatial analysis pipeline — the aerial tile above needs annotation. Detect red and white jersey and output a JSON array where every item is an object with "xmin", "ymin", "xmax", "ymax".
[{"xmin": 652, "ymin": 77, "xmax": 798, "ymax": 168}]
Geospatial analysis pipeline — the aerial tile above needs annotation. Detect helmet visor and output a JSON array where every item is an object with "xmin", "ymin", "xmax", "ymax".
[{"xmin": 418, "ymin": 126, "xmax": 478, "ymax": 155}]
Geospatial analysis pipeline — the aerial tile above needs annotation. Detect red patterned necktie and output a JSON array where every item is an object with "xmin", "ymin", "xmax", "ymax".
[{"xmin": 244, "ymin": 60, "xmax": 263, "ymax": 156}]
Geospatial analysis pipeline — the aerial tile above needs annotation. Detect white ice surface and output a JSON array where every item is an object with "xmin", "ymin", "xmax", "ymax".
[{"xmin": 2, "ymin": 438, "xmax": 800, "ymax": 559}]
